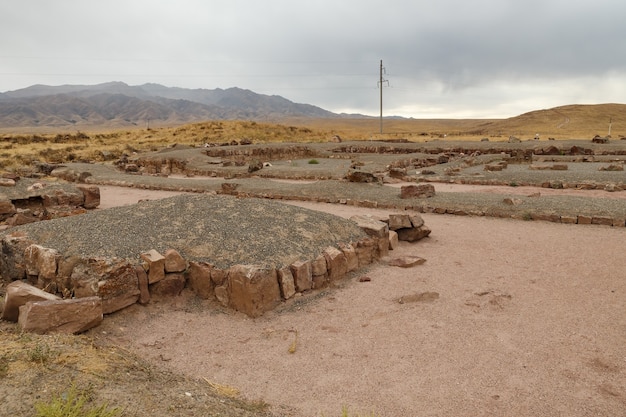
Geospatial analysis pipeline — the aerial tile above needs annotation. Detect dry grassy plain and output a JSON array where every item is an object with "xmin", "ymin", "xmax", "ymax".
[{"xmin": 0, "ymin": 103, "xmax": 623, "ymax": 171}]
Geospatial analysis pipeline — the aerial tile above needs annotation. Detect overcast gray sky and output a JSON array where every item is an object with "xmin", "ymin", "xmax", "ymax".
[{"xmin": 1, "ymin": 0, "xmax": 624, "ymax": 118}]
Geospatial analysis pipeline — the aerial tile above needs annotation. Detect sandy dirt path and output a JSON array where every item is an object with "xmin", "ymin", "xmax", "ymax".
[{"xmin": 96, "ymin": 186, "xmax": 626, "ymax": 417}]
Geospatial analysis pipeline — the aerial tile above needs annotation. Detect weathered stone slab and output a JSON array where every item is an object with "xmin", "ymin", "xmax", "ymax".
[
  {"xmin": 1, "ymin": 281, "xmax": 60, "ymax": 322},
  {"xmin": 397, "ymin": 225, "xmax": 431, "ymax": 242},
  {"xmin": 350, "ymin": 215, "xmax": 388, "ymax": 239},
  {"xmin": 18, "ymin": 296, "xmax": 102, "ymax": 334},
  {"xmin": 164, "ymin": 248, "xmax": 186, "ymax": 273},
  {"xmin": 135, "ymin": 265, "xmax": 150, "ymax": 305},
  {"xmin": 77, "ymin": 185, "xmax": 100, "ymax": 209},
  {"xmin": 400, "ymin": 184, "xmax": 435, "ymax": 199},
  {"xmin": 97, "ymin": 264, "xmax": 139, "ymax": 314},
  {"xmin": 389, "ymin": 256, "xmax": 426, "ymax": 268},
  {"xmin": 24, "ymin": 244, "xmax": 59, "ymax": 282},
  {"xmin": 277, "ymin": 266, "xmax": 296, "ymax": 299},
  {"xmin": 70, "ymin": 257, "xmax": 139, "ymax": 314},
  {"xmin": 0, "ymin": 233, "xmax": 34, "ymax": 281},
  {"xmin": 355, "ymin": 237, "xmax": 377, "ymax": 267},
  {"xmin": 186, "ymin": 261, "xmax": 213, "ymax": 299},
  {"xmin": 388, "ymin": 214, "xmax": 412, "ymax": 231},
  {"xmin": 140, "ymin": 249, "xmax": 165, "ymax": 284},
  {"xmin": 227, "ymin": 265, "xmax": 281, "ymax": 318},
  {"xmin": 0, "ymin": 199, "xmax": 16, "ymax": 216},
  {"xmin": 389, "ymin": 230, "xmax": 399, "ymax": 250},
  {"xmin": 323, "ymin": 246, "xmax": 348, "ymax": 282},
  {"xmin": 409, "ymin": 213, "xmax": 424, "ymax": 227},
  {"xmin": 151, "ymin": 273, "xmax": 186, "ymax": 297},
  {"xmin": 290, "ymin": 260, "xmax": 312, "ymax": 292},
  {"xmin": 338, "ymin": 243, "xmax": 358, "ymax": 272}
]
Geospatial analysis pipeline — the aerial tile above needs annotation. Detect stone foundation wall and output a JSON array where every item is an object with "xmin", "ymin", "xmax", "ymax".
[{"xmin": 1, "ymin": 214, "xmax": 407, "ymax": 331}]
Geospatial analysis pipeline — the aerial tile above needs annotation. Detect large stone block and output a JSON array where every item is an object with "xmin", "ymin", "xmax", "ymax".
[
  {"xmin": 388, "ymin": 214, "xmax": 412, "ymax": 231},
  {"xmin": 140, "ymin": 249, "xmax": 165, "ymax": 284},
  {"xmin": 77, "ymin": 185, "xmax": 100, "ymax": 209},
  {"xmin": 400, "ymin": 184, "xmax": 435, "ymax": 199},
  {"xmin": 71, "ymin": 257, "xmax": 139, "ymax": 314},
  {"xmin": 350, "ymin": 215, "xmax": 388, "ymax": 239},
  {"xmin": 227, "ymin": 264, "xmax": 281, "ymax": 318},
  {"xmin": 290, "ymin": 260, "xmax": 312, "ymax": 292},
  {"xmin": 277, "ymin": 266, "xmax": 296, "ymax": 299},
  {"xmin": 323, "ymin": 246, "xmax": 348, "ymax": 282},
  {"xmin": 24, "ymin": 244, "xmax": 60, "ymax": 283},
  {"xmin": 186, "ymin": 261, "xmax": 213, "ymax": 299},
  {"xmin": 18, "ymin": 296, "xmax": 102, "ymax": 334},
  {"xmin": 164, "ymin": 248, "xmax": 186, "ymax": 273},
  {"xmin": 0, "ymin": 233, "xmax": 34, "ymax": 281},
  {"xmin": 338, "ymin": 243, "xmax": 358, "ymax": 272},
  {"xmin": 1, "ymin": 281, "xmax": 60, "ymax": 322},
  {"xmin": 355, "ymin": 237, "xmax": 377, "ymax": 267},
  {"xmin": 397, "ymin": 225, "xmax": 432, "ymax": 242},
  {"xmin": 151, "ymin": 273, "xmax": 186, "ymax": 297}
]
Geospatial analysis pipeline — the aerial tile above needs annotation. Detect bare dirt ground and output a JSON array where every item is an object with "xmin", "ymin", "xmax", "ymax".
[{"xmin": 94, "ymin": 185, "xmax": 626, "ymax": 417}]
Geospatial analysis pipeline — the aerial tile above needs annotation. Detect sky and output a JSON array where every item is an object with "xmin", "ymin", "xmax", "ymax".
[{"xmin": 1, "ymin": 0, "xmax": 625, "ymax": 119}]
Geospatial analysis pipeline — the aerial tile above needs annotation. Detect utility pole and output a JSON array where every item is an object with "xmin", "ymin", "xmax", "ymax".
[{"xmin": 378, "ymin": 60, "xmax": 389, "ymax": 134}]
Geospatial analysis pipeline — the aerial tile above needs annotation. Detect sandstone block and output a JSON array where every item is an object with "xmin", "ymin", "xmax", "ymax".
[
  {"xmin": 389, "ymin": 230, "xmax": 399, "ymax": 250},
  {"xmin": 210, "ymin": 267, "xmax": 228, "ymax": 286},
  {"xmin": 388, "ymin": 214, "xmax": 412, "ymax": 231},
  {"xmin": 1, "ymin": 281, "xmax": 60, "ymax": 322},
  {"xmin": 397, "ymin": 225, "xmax": 432, "ymax": 242},
  {"xmin": 77, "ymin": 185, "xmax": 100, "ymax": 209},
  {"xmin": 389, "ymin": 256, "xmax": 426, "ymax": 268},
  {"xmin": 290, "ymin": 260, "xmax": 312, "ymax": 292},
  {"xmin": 0, "ymin": 233, "xmax": 35, "ymax": 281},
  {"xmin": 227, "ymin": 265, "xmax": 281, "ymax": 318},
  {"xmin": 592, "ymin": 216, "xmax": 614, "ymax": 226},
  {"xmin": 277, "ymin": 266, "xmax": 296, "ymax": 299},
  {"xmin": 24, "ymin": 244, "xmax": 59, "ymax": 282},
  {"xmin": 71, "ymin": 257, "xmax": 139, "ymax": 314},
  {"xmin": 560, "ymin": 215, "xmax": 578, "ymax": 224},
  {"xmin": 214, "ymin": 285, "xmax": 229, "ymax": 306},
  {"xmin": 164, "ymin": 248, "xmax": 186, "ymax": 273},
  {"xmin": 577, "ymin": 215, "xmax": 592, "ymax": 224},
  {"xmin": 96, "ymin": 262, "xmax": 139, "ymax": 314},
  {"xmin": 18, "ymin": 296, "xmax": 102, "ymax": 334},
  {"xmin": 531, "ymin": 213, "xmax": 560, "ymax": 223},
  {"xmin": 0, "ymin": 199, "xmax": 16, "ymax": 216},
  {"xmin": 400, "ymin": 184, "xmax": 435, "ymax": 199},
  {"xmin": 151, "ymin": 273, "xmax": 186, "ymax": 297},
  {"xmin": 323, "ymin": 246, "xmax": 348, "ymax": 282},
  {"xmin": 186, "ymin": 261, "xmax": 213, "ymax": 299},
  {"xmin": 135, "ymin": 265, "xmax": 150, "ymax": 305},
  {"xmin": 355, "ymin": 237, "xmax": 376, "ymax": 267},
  {"xmin": 140, "ymin": 249, "xmax": 165, "ymax": 284},
  {"xmin": 350, "ymin": 215, "xmax": 388, "ymax": 239},
  {"xmin": 409, "ymin": 213, "xmax": 425, "ymax": 228},
  {"xmin": 338, "ymin": 243, "xmax": 358, "ymax": 272}
]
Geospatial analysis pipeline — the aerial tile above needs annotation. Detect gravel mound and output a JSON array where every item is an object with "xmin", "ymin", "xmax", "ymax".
[{"xmin": 7, "ymin": 194, "xmax": 366, "ymax": 269}]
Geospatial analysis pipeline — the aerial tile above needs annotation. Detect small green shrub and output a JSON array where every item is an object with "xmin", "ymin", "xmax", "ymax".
[
  {"xmin": 35, "ymin": 384, "xmax": 122, "ymax": 417},
  {"xmin": 28, "ymin": 342, "xmax": 55, "ymax": 365},
  {"xmin": 308, "ymin": 159, "xmax": 320, "ymax": 164}
]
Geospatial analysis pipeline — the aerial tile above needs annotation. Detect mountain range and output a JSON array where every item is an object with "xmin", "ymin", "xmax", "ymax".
[{"xmin": 0, "ymin": 82, "xmax": 340, "ymax": 130}]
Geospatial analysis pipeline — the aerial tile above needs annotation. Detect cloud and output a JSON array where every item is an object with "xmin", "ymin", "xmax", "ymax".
[{"xmin": 1, "ymin": 0, "xmax": 624, "ymax": 118}]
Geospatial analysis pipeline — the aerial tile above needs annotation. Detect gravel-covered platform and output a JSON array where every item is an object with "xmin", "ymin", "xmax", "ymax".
[{"xmin": 7, "ymin": 194, "xmax": 367, "ymax": 269}]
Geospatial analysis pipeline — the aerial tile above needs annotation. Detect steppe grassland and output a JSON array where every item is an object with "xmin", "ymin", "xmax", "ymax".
[{"xmin": 1, "ymin": 104, "xmax": 624, "ymax": 170}]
